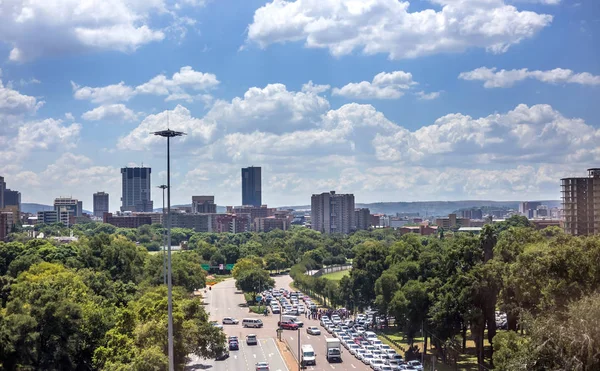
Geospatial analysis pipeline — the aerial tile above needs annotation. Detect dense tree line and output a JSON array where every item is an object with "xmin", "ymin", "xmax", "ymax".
[{"xmin": 290, "ymin": 216, "xmax": 600, "ymax": 370}]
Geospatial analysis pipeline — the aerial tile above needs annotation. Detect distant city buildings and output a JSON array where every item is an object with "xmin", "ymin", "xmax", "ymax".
[
  {"xmin": 121, "ymin": 167, "xmax": 153, "ymax": 212},
  {"xmin": 561, "ymin": 168, "xmax": 600, "ymax": 236},
  {"xmin": 241, "ymin": 166, "xmax": 261, "ymax": 206},
  {"xmin": 93, "ymin": 192, "xmax": 109, "ymax": 218},
  {"xmin": 103, "ymin": 213, "xmax": 152, "ymax": 228},
  {"xmin": 0, "ymin": 211, "xmax": 15, "ymax": 241},
  {"xmin": 0, "ymin": 176, "xmax": 5, "ymax": 209},
  {"xmin": 434, "ymin": 213, "xmax": 471, "ymax": 229},
  {"xmin": 192, "ymin": 196, "xmax": 216, "ymax": 213},
  {"xmin": 311, "ymin": 191, "xmax": 355, "ymax": 234},
  {"xmin": 355, "ymin": 208, "xmax": 370, "ymax": 230},
  {"xmin": 53, "ymin": 197, "xmax": 82, "ymax": 226}
]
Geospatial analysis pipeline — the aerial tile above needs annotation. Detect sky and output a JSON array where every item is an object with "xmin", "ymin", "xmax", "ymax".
[{"xmin": 0, "ymin": 0, "xmax": 599, "ymax": 212}]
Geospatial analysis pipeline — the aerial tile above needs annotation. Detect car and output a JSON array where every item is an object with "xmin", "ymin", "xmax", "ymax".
[
  {"xmin": 370, "ymin": 358, "xmax": 385, "ymax": 370},
  {"xmin": 222, "ymin": 317, "xmax": 239, "ymax": 325},
  {"xmin": 228, "ymin": 340, "xmax": 239, "ymax": 350},
  {"xmin": 280, "ymin": 321, "xmax": 299, "ymax": 330},
  {"xmin": 246, "ymin": 334, "xmax": 258, "ymax": 345},
  {"xmin": 362, "ymin": 354, "xmax": 375, "ymax": 365},
  {"xmin": 408, "ymin": 360, "xmax": 423, "ymax": 370},
  {"xmin": 348, "ymin": 344, "xmax": 361, "ymax": 356},
  {"xmin": 380, "ymin": 365, "xmax": 394, "ymax": 371},
  {"xmin": 371, "ymin": 339, "xmax": 384, "ymax": 348},
  {"xmin": 255, "ymin": 361, "xmax": 270, "ymax": 370},
  {"xmin": 307, "ymin": 326, "xmax": 321, "ymax": 335},
  {"xmin": 215, "ymin": 348, "xmax": 229, "ymax": 361},
  {"xmin": 387, "ymin": 360, "xmax": 401, "ymax": 370}
]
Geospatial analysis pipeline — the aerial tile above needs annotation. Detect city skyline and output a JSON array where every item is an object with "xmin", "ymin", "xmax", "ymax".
[{"xmin": 0, "ymin": 0, "xmax": 598, "ymax": 212}]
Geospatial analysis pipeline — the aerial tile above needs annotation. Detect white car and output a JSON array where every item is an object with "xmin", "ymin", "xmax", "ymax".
[
  {"xmin": 348, "ymin": 344, "xmax": 361, "ymax": 356},
  {"xmin": 222, "ymin": 317, "xmax": 239, "ymax": 325},
  {"xmin": 255, "ymin": 361, "xmax": 269, "ymax": 371},
  {"xmin": 362, "ymin": 354, "xmax": 374, "ymax": 365},
  {"xmin": 408, "ymin": 360, "xmax": 424, "ymax": 370},
  {"xmin": 307, "ymin": 326, "xmax": 321, "ymax": 335},
  {"xmin": 370, "ymin": 358, "xmax": 385, "ymax": 370},
  {"xmin": 380, "ymin": 365, "xmax": 393, "ymax": 371}
]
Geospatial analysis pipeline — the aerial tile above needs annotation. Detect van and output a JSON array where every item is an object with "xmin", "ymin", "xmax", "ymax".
[
  {"xmin": 301, "ymin": 344, "xmax": 316, "ymax": 366},
  {"xmin": 242, "ymin": 318, "xmax": 263, "ymax": 328},
  {"xmin": 282, "ymin": 315, "xmax": 304, "ymax": 328}
]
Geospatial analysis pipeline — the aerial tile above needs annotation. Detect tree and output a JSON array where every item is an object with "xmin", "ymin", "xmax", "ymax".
[
  {"xmin": 234, "ymin": 268, "xmax": 274, "ymax": 301},
  {"xmin": 232, "ymin": 256, "xmax": 263, "ymax": 280},
  {"xmin": 374, "ymin": 271, "xmax": 399, "ymax": 326},
  {"xmin": 264, "ymin": 253, "xmax": 286, "ymax": 273}
]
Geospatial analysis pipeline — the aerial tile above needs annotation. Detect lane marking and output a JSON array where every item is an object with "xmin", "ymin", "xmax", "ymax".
[
  {"xmin": 330, "ymin": 365, "xmax": 335, "ymax": 369},
  {"xmin": 351, "ymin": 364, "xmax": 356, "ymax": 368}
]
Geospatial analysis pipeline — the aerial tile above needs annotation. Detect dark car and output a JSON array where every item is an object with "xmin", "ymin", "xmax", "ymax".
[
  {"xmin": 229, "ymin": 340, "xmax": 239, "ymax": 350},
  {"xmin": 215, "ymin": 348, "xmax": 229, "ymax": 361}
]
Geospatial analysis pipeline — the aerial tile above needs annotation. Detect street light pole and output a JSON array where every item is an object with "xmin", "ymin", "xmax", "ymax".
[
  {"xmin": 158, "ymin": 185, "xmax": 168, "ymax": 285},
  {"xmin": 153, "ymin": 128, "xmax": 185, "ymax": 371},
  {"xmin": 298, "ymin": 327, "xmax": 301, "ymax": 370}
]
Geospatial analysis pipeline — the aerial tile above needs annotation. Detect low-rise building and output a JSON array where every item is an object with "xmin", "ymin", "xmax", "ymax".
[
  {"xmin": 399, "ymin": 225, "xmax": 438, "ymax": 236},
  {"xmin": 254, "ymin": 216, "xmax": 289, "ymax": 232},
  {"xmin": 103, "ymin": 213, "xmax": 152, "ymax": 228},
  {"xmin": 435, "ymin": 213, "xmax": 470, "ymax": 229}
]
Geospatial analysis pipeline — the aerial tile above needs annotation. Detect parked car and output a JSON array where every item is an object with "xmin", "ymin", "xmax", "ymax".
[
  {"xmin": 408, "ymin": 360, "xmax": 423, "ymax": 370},
  {"xmin": 307, "ymin": 326, "xmax": 321, "ymax": 335},
  {"xmin": 222, "ymin": 317, "xmax": 239, "ymax": 325}
]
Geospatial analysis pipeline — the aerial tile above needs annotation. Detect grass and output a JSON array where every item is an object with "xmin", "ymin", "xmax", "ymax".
[
  {"xmin": 249, "ymin": 305, "xmax": 266, "ymax": 314},
  {"xmin": 320, "ymin": 269, "xmax": 349, "ymax": 281}
]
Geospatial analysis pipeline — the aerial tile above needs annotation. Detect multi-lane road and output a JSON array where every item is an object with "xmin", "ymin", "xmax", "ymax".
[{"xmin": 186, "ymin": 275, "xmax": 371, "ymax": 371}]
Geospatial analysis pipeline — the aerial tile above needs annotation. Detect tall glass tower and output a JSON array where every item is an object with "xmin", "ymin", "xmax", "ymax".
[
  {"xmin": 241, "ymin": 166, "xmax": 261, "ymax": 206},
  {"xmin": 121, "ymin": 167, "xmax": 153, "ymax": 212}
]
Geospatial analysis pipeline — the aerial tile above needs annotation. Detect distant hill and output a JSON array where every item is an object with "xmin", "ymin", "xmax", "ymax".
[
  {"xmin": 281, "ymin": 200, "xmax": 561, "ymax": 217},
  {"xmin": 21, "ymin": 203, "xmax": 93, "ymax": 214}
]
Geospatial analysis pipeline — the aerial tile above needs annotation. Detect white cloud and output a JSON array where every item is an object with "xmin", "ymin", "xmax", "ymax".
[
  {"xmin": 72, "ymin": 66, "xmax": 219, "ymax": 104},
  {"xmin": 117, "ymin": 104, "xmax": 215, "ymax": 150},
  {"xmin": 72, "ymin": 81, "xmax": 136, "ymax": 104},
  {"xmin": 17, "ymin": 119, "xmax": 81, "ymax": 151},
  {"xmin": 82, "ymin": 104, "xmax": 139, "ymax": 122},
  {"xmin": 65, "ymin": 112, "xmax": 75, "ymax": 121},
  {"xmin": 301, "ymin": 80, "xmax": 331, "ymax": 94},
  {"xmin": 246, "ymin": 0, "xmax": 552, "ymax": 59},
  {"xmin": 0, "ymin": 0, "xmax": 169, "ymax": 62},
  {"xmin": 415, "ymin": 91, "xmax": 442, "ymax": 100},
  {"xmin": 0, "ymin": 77, "xmax": 44, "ymax": 115},
  {"xmin": 332, "ymin": 71, "xmax": 415, "ymax": 99},
  {"xmin": 459, "ymin": 67, "xmax": 600, "ymax": 88}
]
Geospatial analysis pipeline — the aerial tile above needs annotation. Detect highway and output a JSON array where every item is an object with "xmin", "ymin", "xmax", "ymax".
[{"xmin": 186, "ymin": 275, "xmax": 371, "ymax": 371}]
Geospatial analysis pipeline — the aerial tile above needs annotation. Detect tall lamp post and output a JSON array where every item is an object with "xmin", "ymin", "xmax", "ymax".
[
  {"xmin": 157, "ymin": 185, "xmax": 168, "ymax": 285},
  {"xmin": 152, "ymin": 129, "xmax": 186, "ymax": 371}
]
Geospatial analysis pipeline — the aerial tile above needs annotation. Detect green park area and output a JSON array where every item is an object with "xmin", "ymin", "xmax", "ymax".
[{"xmin": 320, "ymin": 269, "xmax": 349, "ymax": 281}]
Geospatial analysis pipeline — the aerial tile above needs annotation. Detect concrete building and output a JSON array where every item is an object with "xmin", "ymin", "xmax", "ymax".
[
  {"xmin": 311, "ymin": 191, "xmax": 355, "ymax": 234},
  {"xmin": 241, "ymin": 166, "xmax": 261, "ymax": 206},
  {"xmin": 37, "ymin": 210, "xmax": 59, "ymax": 224},
  {"xmin": 132, "ymin": 212, "xmax": 163, "ymax": 225},
  {"xmin": 460, "ymin": 208, "xmax": 483, "ymax": 219},
  {"xmin": 121, "ymin": 167, "xmax": 153, "ymax": 212},
  {"xmin": 171, "ymin": 213, "xmax": 212, "ymax": 232},
  {"xmin": 53, "ymin": 197, "xmax": 82, "ymax": 226},
  {"xmin": 103, "ymin": 213, "xmax": 152, "ymax": 228},
  {"xmin": 0, "ymin": 176, "xmax": 5, "ymax": 209},
  {"xmin": 0, "ymin": 211, "xmax": 15, "ymax": 241},
  {"xmin": 435, "ymin": 213, "xmax": 470, "ymax": 229},
  {"xmin": 214, "ymin": 213, "xmax": 251, "ymax": 233},
  {"xmin": 4, "ymin": 189, "xmax": 21, "ymax": 211},
  {"xmin": 561, "ymin": 168, "xmax": 600, "ymax": 236},
  {"xmin": 192, "ymin": 196, "xmax": 216, "ymax": 213},
  {"xmin": 254, "ymin": 216, "xmax": 289, "ymax": 232},
  {"xmin": 399, "ymin": 225, "xmax": 438, "ymax": 236},
  {"xmin": 355, "ymin": 208, "xmax": 371, "ymax": 230},
  {"xmin": 93, "ymin": 192, "xmax": 109, "ymax": 218},
  {"xmin": 519, "ymin": 201, "xmax": 542, "ymax": 217},
  {"xmin": 226, "ymin": 205, "xmax": 275, "ymax": 224}
]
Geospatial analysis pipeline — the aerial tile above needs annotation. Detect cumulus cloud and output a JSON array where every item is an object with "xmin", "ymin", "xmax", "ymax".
[
  {"xmin": 72, "ymin": 66, "xmax": 219, "ymax": 105},
  {"xmin": 302, "ymin": 81, "xmax": 331, "ymax": 94},
  {"xmin": 17, "ymin": 119, "xmax": 81, "ymax": 151},
  {"xmin": 246, "ymin": 0, "xmax": 552, "ymax": 59},
  {"xmin": 333, "ymin": 71, "xmax": 416, "ymax": 99},
  {"xmin": 0, "ymin": 77, "xmax": 44, "ymax": 115},
  {"xmin": 0, "ymin": 0, "xmax": 169, "ymax": 61},
  {"xmin": 82, "ymin": 104, "xmax": 139, "ymax": 122},
  {"xmin": 459, "ymin": 67, "xmax": 600, "ymax": 88},
  {"xmin": 415, "ymin": 91, "xmax": 442, "ymax": 100}
]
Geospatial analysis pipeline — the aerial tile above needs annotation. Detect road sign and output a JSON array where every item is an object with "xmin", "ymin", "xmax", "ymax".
[
  {"xmin": 219, "ymin": 264, "xmax": 224, "ymax": 270},
  {"xmin": 201, "ymin": 264, "xmax": 210, "ymax": 271},
  {"xmin": 226, "ymin": 263, "xmax": 234, "ymax": 270}
]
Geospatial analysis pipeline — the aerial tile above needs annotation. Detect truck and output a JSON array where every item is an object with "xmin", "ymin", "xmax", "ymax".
[
  {"xmin": 325, "ymin": 338, "xmax": 342, "ymax": 362},
  {"xmin": 301, "ymin": 344, "xmax": 316, "ymax": 366}
]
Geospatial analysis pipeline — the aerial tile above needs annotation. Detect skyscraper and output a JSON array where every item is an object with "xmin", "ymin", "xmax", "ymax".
[
  {"xmin": 242, "ymin": 166, "xmax": 261, "ymax": 206},
  {"xmin": 561, "ymin": 168, "xmax": 600, "ymax": 236},
  {"xmin": 0, "ymin": 176, "xmax": 5, "ymax": 209},
  {"xmin": 121, "ymin": 167, "xmax": 153, "ymax": 212},
  {"xmin": 54, "ymin": 197, "xmax": 81, "ymax": 226},
  {"xmin": 311, "ymin": 191, "xmax": 355, "ymax": 234},
  {"xmin": 94, "ymin": 192, "xmax": 110, "ymax": 217}
]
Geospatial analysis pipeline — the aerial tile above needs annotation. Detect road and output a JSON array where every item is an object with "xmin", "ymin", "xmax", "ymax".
[
  {"xmin": 272, "ymin": 275, "xmax": 372, "ymax": 371},
  {"xmin": 186, "ymin": 278, "xmax": 288, "ymax": 371},
  {"xmin": 186, "ymin": 275, "xmax": 371, "ymax": 371}
]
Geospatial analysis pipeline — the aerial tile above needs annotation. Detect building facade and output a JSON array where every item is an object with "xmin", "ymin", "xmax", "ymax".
[
  {"xmin": 0, "ymin": 176, "xmax": 5, "ymax": 209},
  {"xmin": 241, "ymin": 166, "xmax": 261, "ymax": 206},
  {"xmin": 4, "ymin": 189, "xmax": 21, "ymax": 211},
  {"xmin": 0, "ymin": 212, "xmax": 12, "ymax": 241},
  {"xmin": 53, "ymin": 197, "xmax": 82, "ymax": 226},
  {"xmin": 435, "ymin": 213, "xmax": 470, "ymax": 230},
  {"xmin": 192, "ymin": 196, "xmax": 216, "ymax": 213},
  {"xmin": 355, "ymin": 208, "xmax": 371, "ymax": 230},
  {"xmin": 311, "ymin": 191, "xmax": 355, "ymax": 234},
  {"xmin": 226, "ymin": 205, "xmax": 275, "ymax": 225},
  {"xmin": 561, "ymin": 168, "xmax": 600, "ymax": 236},
  {"xmin": 37, "ymin": 210, "xmax": 59, "ymax": 224},
  {"xmin": 254, "ymin": 216, "xmax": 289, "ymax": 232},
  {"xmin": 121, "ymin": 167, "xmax": 153, "ymax": 212},
  {"xmin": 93, "ymin": 192, "xmax": 109, "ymax": 218},
  {"xmin": 171, "ymin": 213, "xmax": 212, "ymax": 232},
  {"xmin": 103, "ymin": 213, "xmax": 152, "ymax": 228}
]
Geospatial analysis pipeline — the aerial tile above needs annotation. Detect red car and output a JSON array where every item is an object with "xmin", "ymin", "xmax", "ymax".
[{"xmin": 279, "ymin": 321, "xmax": 299, "ymax": 330}]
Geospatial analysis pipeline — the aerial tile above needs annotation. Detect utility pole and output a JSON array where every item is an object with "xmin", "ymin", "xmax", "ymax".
[
  {"xmin": 298, "ymin": 327, "xmax": 301, "ymax": 370},
  {"xmin": 158, "ymin": 185, "xmax": 168, "ymax": 285}
]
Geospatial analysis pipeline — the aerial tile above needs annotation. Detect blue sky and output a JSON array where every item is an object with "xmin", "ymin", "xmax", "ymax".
[{"xmin": 0, "ymin": 0, "xmax": 599, "ymax": 211}]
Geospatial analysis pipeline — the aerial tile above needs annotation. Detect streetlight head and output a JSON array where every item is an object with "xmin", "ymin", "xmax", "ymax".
[
  {"xmin": 152, "ymin": 129, "xmax": 186, "ymax": 138},
  {"xmin": 157, "ymin": 185, "xmax": 168, "ymax": 190}
]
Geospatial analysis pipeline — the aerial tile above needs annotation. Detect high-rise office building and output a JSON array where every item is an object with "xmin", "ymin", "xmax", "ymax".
[
  {"xmin": 54, "ymin": 197, "xmax": 82, "ymax": 226},
  {"xmin": 4, "ymin": 189, "xmax": 21, "ymax": 211},
  {"xmin": 311, "ymin": 191, "xmax": 355, "ymax": 234},
  {"xmin": 93, "ymin": 192, "xmax": 109, "ymax": 217},
  {"xmin": 0, "ymin": 176, "xmax": 5, "ymax": 209},
  {"xmin": 121, "ymin": 167, "xmax": 153, "ymax": 212},
  {"xmin": 561, "ymin": 168, "xmax": 600, "ymax": 236},
  {"xmin": 192, "ymin": 196, "xmax": 216, "ymax": 213},
  {"xmin": 355, "ymin": 208, "xmax": 371, "ymax": 230},
  {"xmin": 242, "ymin": 166, "xmax": 261, "ymax": 206}
]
